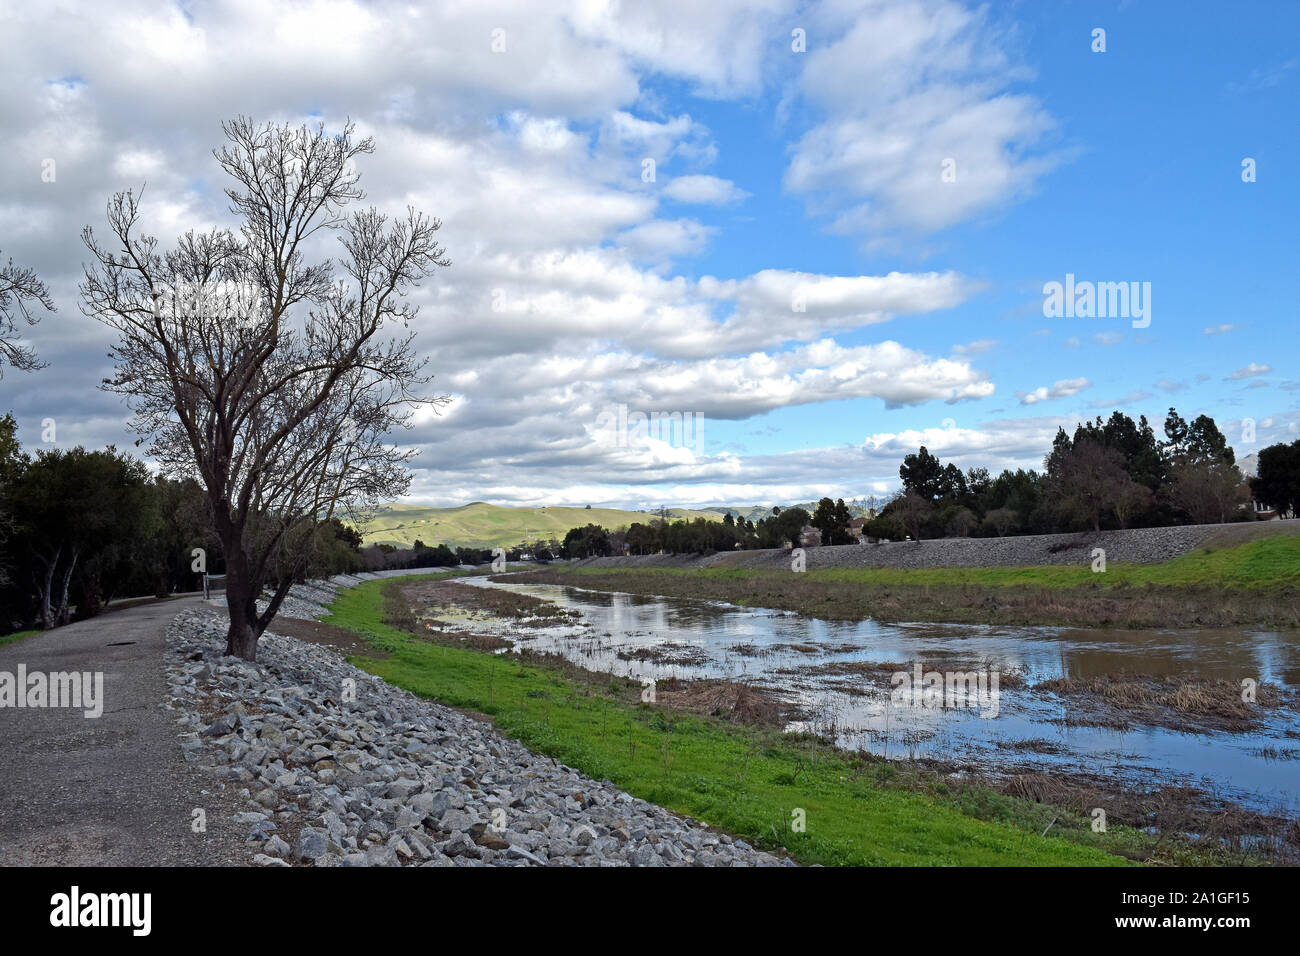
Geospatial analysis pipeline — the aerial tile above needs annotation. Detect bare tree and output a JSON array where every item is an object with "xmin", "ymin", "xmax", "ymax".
[
  {"xmin": 1111, "ymin": 480, "xmax": 1153, "ymax": 530},
  {"xmin": 944, "ymin": 506, "xmax": 978, "ymax": 538},
  {"xmin": 1170, "ymin": 462, "xmax": 1248, "ymax": 525},
  {"xmin": 0, "ymin": 251, "xmax": 55, "ymax": 374},
  {"xmin": 80, "ymin": 118, "xmax": 449, "ymax": 660},
  {"xmin": 982, "ymin": 506, "xmax": 1019, "ymax": 537},
  {"xmin": 890, "ymin": 489, "xmax": 932, "ymax": 541},
  {"xmin": 1048, "ymin": 440, "xmax": 1134, "ymax": 532}
]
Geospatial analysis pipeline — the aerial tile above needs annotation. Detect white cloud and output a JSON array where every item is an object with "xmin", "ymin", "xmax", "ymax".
[
  {"xmin": 1230, "ymin": 363, "xmax": 1271, "ymax": 380},
  {"xmin": 617, "ymin": 218, "xmax": 717, "ymax": 262},
  {"xmin": 1017, "ymin": 377, "xmax": 1090, "ymax": 405},
  {"xmin": 662, "ymin": 174, "xmax": 750, "ymax": 205},
  {"xmin": 784, "ymin": 0, "xmax": 1067, "ymax": 239},
  {"xmin": 952, "ymin": 338, "xmax": 996, "ymax": 357},
  {"xmin": 6, "ymin": 0, "xmax": 1194, "ymax": 511}
]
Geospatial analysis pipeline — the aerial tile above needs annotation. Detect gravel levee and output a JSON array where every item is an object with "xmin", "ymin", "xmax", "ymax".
[
  {"xmin": 573, "ymin": 522, "xmax": 1284, "ymax": 573},
  {"xmin": 253, "ymin": 567, "xmax": 439, "ymax": 621},
  {"xmin": 168, "ymin": 576, "xmax": 792, "ymax": 867}
]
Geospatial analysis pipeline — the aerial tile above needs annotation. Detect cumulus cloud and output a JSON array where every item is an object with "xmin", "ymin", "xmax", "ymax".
[
  {"xmin": 784, "ymin": 0, "xmax": 1068, "ymax": 239},
  {"xmin": 1230, "ymin": 363, "xmax": 1271, "ymax": 380},
  {"xmin": 0, "ymin": 0, "xmax": 1012, "ymax": 509},
  {"xmin": 1017, "ymin": 377, "xmax": 1090, "ymax": 405},
  {"xmin": 951, "ymin": 338, "xmax": 996, "ymax": 357},
  {"xmin": 662, "ymin": 174, "xmax": 750, "ymax": 205},
  {"xmin": 403, "ymin": 413, "xmax": 1064, "ymax": 509},
  {"xmin": 616, "ymin": 218, "xmax": 717, "ymax": 262}
]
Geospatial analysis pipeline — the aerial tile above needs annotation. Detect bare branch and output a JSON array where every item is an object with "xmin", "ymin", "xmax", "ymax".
[
  {"xmin": 79, "ymin": 119, "xmax": 450, "ymax": 660},
  {"xmin": 0, "ymin": 250, "xmax": 56, "ymax": 375}
]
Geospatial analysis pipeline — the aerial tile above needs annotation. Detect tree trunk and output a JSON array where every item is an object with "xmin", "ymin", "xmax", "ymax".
[
  {"xmin": 35, "ymin": 543, "xmax": 62, "ymax": 630},
  {"xmin": 257, "ymin": 575, "xmax": 297, "ymax": 635},
  {"xmin": 38, "ymin": 564, "xmax": 55, "ymax": 630},
  {"xmin": 225, "ymin": 590, "xmax": 260, "ymax": 659},
  {"xmin": 223, "ymin": 564, "xmax": 262, "ymax": 660},
  {"xmin": 54, "ymin": 547, "xmax": 80, "ymax": 626}
]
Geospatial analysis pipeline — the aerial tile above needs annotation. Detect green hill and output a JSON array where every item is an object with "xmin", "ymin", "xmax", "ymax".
[{"xmin": 354, "ymin": 502, "xmax": 727, "ymax": 549}]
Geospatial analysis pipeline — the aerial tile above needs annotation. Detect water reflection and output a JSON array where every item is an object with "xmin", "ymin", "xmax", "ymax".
[{"xmin": 441, "ymin": 577, "xmax": 1300, "ymax": 814}]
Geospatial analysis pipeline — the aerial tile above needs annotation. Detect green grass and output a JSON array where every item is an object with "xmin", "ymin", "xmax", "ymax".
[
  {"xmin": 0, "ymin": 629, "xmax": 41, "ymax": 648},
  {"xmin": 324, "ymin": 576, "xmax": 1139, "ymax": 866},
  {"xmin": 819, "ymin": 533, "xmax": 1300, "ymax": 589},
  {"xmin": 560, "ymin": 534, "xmax": 1300, "ymax": 591},
  {"xmin": 353, "ymin": 501, "xmax": 725, "ymax": 549}
]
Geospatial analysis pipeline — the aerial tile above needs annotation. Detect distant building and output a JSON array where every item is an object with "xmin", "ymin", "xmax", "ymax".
[{"xmin": 1252, "ymin": 500, "xmax": 1280, "ymax": 521}]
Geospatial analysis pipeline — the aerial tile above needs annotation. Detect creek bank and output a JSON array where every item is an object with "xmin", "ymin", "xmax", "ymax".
[
  {"xmin": 568, "ymin": 522, "xmax": 1298, "ymax": 572},
  {"xmin": 166, "ymin": 593, "xmax": 792, "ymax": 867},
  {"xmin": 504, "ymin": 566, "xmax": 1300, "ymax": 629}
]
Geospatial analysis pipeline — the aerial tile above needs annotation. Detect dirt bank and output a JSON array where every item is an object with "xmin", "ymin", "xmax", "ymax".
[{"xmin": 505, "ymin": 566, "xmax": 1300, "ymax": 629}]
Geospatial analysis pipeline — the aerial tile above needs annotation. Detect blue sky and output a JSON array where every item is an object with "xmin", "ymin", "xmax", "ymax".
[
  {"xmin": 670, "ymin": 2, "xmax": 1299, "ymax": 465},
  {"xmin": 0, "ymin": 0, "xmax": 1295, "ymax": 508}
]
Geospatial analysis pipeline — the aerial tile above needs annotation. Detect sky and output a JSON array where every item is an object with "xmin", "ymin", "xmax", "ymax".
[{"xmin": 0, "ymin": 0, "xmax": 1296, "ymax": 511}]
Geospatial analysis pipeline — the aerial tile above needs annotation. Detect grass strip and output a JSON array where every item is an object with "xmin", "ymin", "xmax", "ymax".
[{"xmin": 324, "ymin": 575, "xmax": 1146, "ymax": 866}]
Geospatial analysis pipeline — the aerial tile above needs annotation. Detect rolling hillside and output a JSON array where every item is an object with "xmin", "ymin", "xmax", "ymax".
[{"xmin": 354, "ymin": 502, "xmax": 728, "ymax": 549}]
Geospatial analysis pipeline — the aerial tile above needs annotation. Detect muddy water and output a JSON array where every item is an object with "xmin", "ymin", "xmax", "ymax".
[{"xmin": 439, "ymin": 577, "xmax": 1300, "ymax": 814}]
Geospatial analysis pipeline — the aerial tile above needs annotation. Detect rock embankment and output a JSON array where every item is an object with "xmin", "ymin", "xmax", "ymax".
[
  {"xmin": 575, "ymin": 522, "xmax": 1277, "ymax": 573},
  {"xmin": 251, "ymin": 567, "xmax": 439, "ymax": 620},
  {"xmin": 166, "ymin": 603, "xmax": 792, "ymax": 867}
]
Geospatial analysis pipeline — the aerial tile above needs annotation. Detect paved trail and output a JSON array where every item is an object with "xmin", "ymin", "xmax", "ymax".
[{"xmin": 0, "ymin": 599, "xmax": 245, "ymax": 866}]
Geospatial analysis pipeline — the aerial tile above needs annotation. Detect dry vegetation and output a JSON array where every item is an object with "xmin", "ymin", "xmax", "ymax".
[
  {"xmin": 1034, "ymin": 673, "xmax": 1289, "ymax": 732},
  {"xmin": 511, "ymin": 567, "xmax": 1300, "ymax": 629}
]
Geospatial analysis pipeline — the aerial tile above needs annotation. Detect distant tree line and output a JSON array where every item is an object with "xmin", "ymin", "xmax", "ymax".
[
  {"xmin": 350, "ymin": 536, "xmax": 582, "ymax": 569},
  {"xmin": 358, "ymin": 539, "xmax": 496, "ymax": 569},
  {"xmin": 550, "ymin": 497, "xmax": 857, "ymax": 558},
  {"xmin": 550, "ymin": 407, "xmax": 1296, "ymax": 558},
  {"xmin": 867, "ymin": 408, "xmax": 1276, "ymax": 542}
]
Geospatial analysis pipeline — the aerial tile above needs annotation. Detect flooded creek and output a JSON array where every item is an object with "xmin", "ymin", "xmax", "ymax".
[{"xmin": 421, "ymin": 576, "xmax": 1300, "ymax": 816}]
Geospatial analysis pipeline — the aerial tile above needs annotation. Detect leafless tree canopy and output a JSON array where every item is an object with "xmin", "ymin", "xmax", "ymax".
[
  {"xmin": 891, "ymin": 489, "xmax": 932, "ymax": 541},
  {"xmin": 1045, "ymin": 439, "xmax": 1149, "ymax": 535},
  {"xmin": 0, "ymin": 251, "xmax": 55, "ymax": 375},
  {"xmin": 79, "ymin": 117, "xmax": 450, "ymax": 659},
  {"xmin": 1170, "ymin": 461, "xmax": 1247, "ymax": 525}
]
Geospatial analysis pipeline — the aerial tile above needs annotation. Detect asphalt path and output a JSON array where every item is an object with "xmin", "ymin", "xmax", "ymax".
[{"xmin": 0, "ymin": 598, "xmax": 246, "ymax": 865}]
